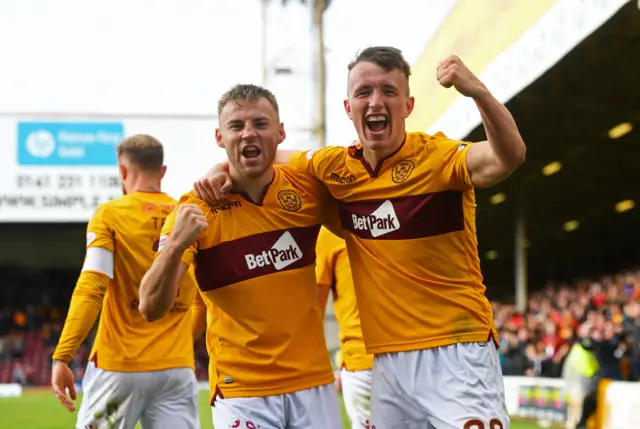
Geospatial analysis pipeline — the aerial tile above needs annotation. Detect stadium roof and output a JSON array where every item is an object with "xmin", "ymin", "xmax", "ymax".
[{"xmin": 470, "ymin": 2, "xmax": 640, "ymax": 298}]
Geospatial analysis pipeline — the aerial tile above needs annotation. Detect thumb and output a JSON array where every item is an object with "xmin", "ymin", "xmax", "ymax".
[
  {"xmin": 221, "ymin": 176, "xmax": 233, "ymax": 193},
  {"xmin": 68, "ymin": 381, "xmax": 77, "ymax": 400}
]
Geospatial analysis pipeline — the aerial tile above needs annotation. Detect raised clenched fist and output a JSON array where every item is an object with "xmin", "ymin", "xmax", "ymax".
[
  {"xmin": 168, "ymin": 204, "xmax": 209, "ymax": 251},
  {"xmin": 436, "ymin": 55, "xmax": 488, "ymax": 99}
]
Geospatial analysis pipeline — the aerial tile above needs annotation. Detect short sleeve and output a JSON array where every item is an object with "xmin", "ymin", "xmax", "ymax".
[
  {"xmin": 85, "ymin": 204, "xmax": 114, "ymax": 252},
  {"xmin": 435, "ymin": 136, "xmax": 474, "ymax": 190},
  {"xmin": 156, "ymin": 194, "xmax": 199, "ymax": 267},
  {"xmin": 288, "ymin": 146, "xmax": 344, "ymax": 182}
]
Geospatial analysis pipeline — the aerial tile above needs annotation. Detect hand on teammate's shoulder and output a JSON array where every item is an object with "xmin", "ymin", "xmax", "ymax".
[{"xmin": 193, "ymin": 163, "xmax": 232, "ymax": 204}]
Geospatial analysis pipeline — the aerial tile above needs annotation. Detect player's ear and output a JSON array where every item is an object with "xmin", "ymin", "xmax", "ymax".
[
  {"xmin": 405, "ymin": 96, "xmax": 415, "ymax": 118},
  {"xmin": 277, "ymin": 123, "xmax": 286, "ymax": 145},
  {"xmin": 343, "ymin": 99, "xmax": 353, "ymax": 120},
  {"xmin": 215, "ymin": 128, "xmax": 224, "ymax": 149},
  {"xmin": 160, "ymin": 165, "xmax": 167, "ymax": 179},
  {"xmin": 118, "ymin": 163, "xmax": 127, "ymax": 181}
]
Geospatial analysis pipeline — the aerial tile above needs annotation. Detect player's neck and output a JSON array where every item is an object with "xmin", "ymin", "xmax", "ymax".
[
  {"xmin": 362, "ymin": 138, "xmax": 404, "ymax": 170},
  {"xmin": 128, "ymin": 179, "xmax": 162, "ymax": 194},
  {"xmin": 230, "ymin": 167, "xmax": 274, "ymax": 204}
]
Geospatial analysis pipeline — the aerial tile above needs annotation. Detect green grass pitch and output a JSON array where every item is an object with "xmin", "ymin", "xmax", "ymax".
[{"xmin": 0, "ymin": 388, "xmax": 545, "ymax": 429}]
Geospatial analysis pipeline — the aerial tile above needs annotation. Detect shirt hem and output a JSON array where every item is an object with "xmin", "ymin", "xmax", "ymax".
[
  {"xmin": 365, "ymin": 331, "xmax": 495, "ymax": 355},
  {"xmin": 90, "ymin": 353, "xmax": 195, "ymax": 372},
  {"xmin": 342, "ymin": 360, "xmax": 374, "ymax": 372},
  {"xmin": 212, "ymin": 373, "xmax": 335, "ymax": 400}
]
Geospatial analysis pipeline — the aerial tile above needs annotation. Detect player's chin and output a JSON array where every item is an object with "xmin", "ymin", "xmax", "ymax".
[
  {"xmin": 241, "ymin": 162, "xmax": 271, "ymax": 178},
  {"xmin": 361, "ymin": 137, "xmax": 394, "ymax": 152}
]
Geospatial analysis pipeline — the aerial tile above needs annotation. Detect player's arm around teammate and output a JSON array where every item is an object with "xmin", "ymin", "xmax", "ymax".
[
  {"xmin": 194, "ymin": 56, "xmax": 525, "ymax": 201},
  {"xmin": 138, "ymin": 204, "xmax": 208, "ymax": 322}
]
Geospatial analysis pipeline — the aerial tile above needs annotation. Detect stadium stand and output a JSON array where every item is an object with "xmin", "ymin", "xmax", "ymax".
[
  {"xmin": 494, "ymin": 268, "xmax": 640, "ymax": 382},
  {"xmin": 0, "ymin": 267, "xmax": 209, "ymax": 386},
  {"xmin": 2, "ymin": 265, "xmax": 638, "ymax": 388}
]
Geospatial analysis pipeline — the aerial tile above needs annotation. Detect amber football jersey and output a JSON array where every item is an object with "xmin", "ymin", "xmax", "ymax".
[
  {"xmin": 291, "ymin": 132, "xmax": 496, "ymax": 354},
  {"xmin": 192, "ymin": 290, "xmax": 221, "ymax": 401},
  {"xmin": 316, "ymin": 227, "xmax": 373, "ymax": 371},
  {"xmin": 84, "ymin": 192, "xmax": 198, "ymax": 371},
  {"xmin": 159, "ymin": 164, "xmax": 339, "ymax": 399}
]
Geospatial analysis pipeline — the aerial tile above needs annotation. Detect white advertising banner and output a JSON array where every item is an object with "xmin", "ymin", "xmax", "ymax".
[
  {"xmin": 0, "ymin": 117, "xmax": 221, "ymax": 222},
  {"xmin": 0, "ymin": 116, "xmax": 314, "ymax": 222}
]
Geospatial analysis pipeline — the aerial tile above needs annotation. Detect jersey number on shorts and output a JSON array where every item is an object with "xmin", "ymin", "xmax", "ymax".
[{"xmin": 463, "ymin": 419, "xmax": 504, "ymax": 429}]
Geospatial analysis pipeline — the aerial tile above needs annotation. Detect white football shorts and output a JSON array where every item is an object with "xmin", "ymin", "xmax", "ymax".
[
  {"xmin": 212, "ymin": 382, "xmax": 342, "ymax": 429},
  {"xmin": 341, "ymin": 367, "xmax": 373, "ymax": 429},
  {"xmin": 370, "ymin": 341, "xmax": 509, "ymax": 429},
  {"xmin": 76, "ymin": 361, "xmax": 200, "ymax": 429}
]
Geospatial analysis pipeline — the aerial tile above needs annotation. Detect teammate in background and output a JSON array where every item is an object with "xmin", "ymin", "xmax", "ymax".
[
  {"xmin": 51, "ymin": 135, "xmax": 200, "ymax": 429},
  {"xmin": 138, "ymin": 84, "xmax": 343, "ymax": 429},
  {"xmin": 316, "ymin": 226, "xmax": 373, "ymax": 429},
  {"xmin": 194, "ymin": 47, "xmax": 527, "ymax": 428}
]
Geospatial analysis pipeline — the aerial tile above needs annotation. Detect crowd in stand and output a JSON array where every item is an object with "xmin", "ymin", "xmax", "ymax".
[
  {"xmin": 2, "ymin": 266, "xmax": 639, "ymax": 385},
  {"xmin": 494, "ymin": 268, "xmax": 640, "ymax": 381},
  {"xmin": 0, "ymin": 267, "xmax": 208, "ymax": 385}
]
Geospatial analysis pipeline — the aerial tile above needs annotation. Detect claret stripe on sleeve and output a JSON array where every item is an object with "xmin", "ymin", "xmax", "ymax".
[
  {"xmin": 338, "ymin": 190, "xmax": 464, "ymax": 240},
  {"xmin": 194, "ymin": 225, "xmax": 321, "ymax": 291}
]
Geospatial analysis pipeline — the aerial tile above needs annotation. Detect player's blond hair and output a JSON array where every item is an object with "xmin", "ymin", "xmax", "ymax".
[
  {"xmin": 217, "ymin": 84, "xmax": 280, "ymax": 119},
  {"xmin": 116, "ymin": 134, "xmax": 164, "ymax": 172}
]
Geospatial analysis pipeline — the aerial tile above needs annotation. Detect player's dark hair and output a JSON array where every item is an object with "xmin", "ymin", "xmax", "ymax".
[
  {"xmin": 348, "ymin": 46, "xmax": 412, "ymax": 82},
  {"xmin": 218, "ymin": 84, "xmax": 280, "ymax": 119},
  {"xmin": 116, "ymin": 134, "xmax": 164, "ymax": 172}
]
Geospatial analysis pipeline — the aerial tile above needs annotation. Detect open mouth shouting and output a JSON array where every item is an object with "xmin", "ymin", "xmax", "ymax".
[
  {"xmin": 241, "ymin": 144, "xmax": 262, "ymax": 162},
  {"xmin": 365, "ymin": 114, "xmax": 389, "ymax": 135}
]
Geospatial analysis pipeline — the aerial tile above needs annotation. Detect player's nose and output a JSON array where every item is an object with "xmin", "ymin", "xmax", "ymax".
[
  {"xmin": 368, "ymin": 90, "xmax": 384, "ymax": 109},
  {"xmin": 240, "ymin": 127, "xmax": 258, "ymax": 141}
]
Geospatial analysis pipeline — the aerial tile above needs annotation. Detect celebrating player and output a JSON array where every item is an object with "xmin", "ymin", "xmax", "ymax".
[
  {"xmin": 138, "ymin": 84, "xmax": 343, "ymax": 429},
  {"xmin": 194, "ymin": 47, "xmax": 527, "ymax": 429},
  {"xmin": 51, "ymin": 135, "xmax": 200, "ymax": 429},
  {"xmin": 316, "ymin": 226, "xmax": 373, "ymax": 429}
]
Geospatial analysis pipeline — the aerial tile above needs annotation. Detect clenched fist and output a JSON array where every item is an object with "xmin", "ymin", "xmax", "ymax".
[
  {"xmin": 436, "ymin": 55, "xmax": 488, "ymax": 99},
  {"xmin": 167, "ymin": 204, "xmax": 209, "ymax": 251}
]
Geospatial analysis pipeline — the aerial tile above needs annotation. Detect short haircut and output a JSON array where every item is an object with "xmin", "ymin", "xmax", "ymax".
[
  {"xmin": 116, "ymin": 134, "xmax": 164, "ymax": 172},
  {"xmin": 347, "ymin": 46, "xmax": 412, "ymax": 82},
  {"xmin": 217, "ymin": 84, "xmax": 280, "ymax": 119}
]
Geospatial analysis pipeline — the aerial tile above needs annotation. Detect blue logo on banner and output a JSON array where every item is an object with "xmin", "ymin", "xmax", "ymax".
[{"xmin": 17, "ymin": 122, "xmax": 124, "ymax": 166}]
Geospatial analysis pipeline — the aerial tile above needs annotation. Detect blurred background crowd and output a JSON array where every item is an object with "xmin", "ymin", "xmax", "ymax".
[
  {"xmin": 494, "ymin": 268, "xmax": 640, "ymax": 381},
  {"xmin": 2, "ymin": 265, "xmax": 639, "ymax": 386}
]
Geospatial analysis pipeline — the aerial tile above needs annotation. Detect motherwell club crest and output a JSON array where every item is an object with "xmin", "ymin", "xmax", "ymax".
[
  {"xmin": 391, "ymin": 160, "xmax": 415, "ymax": 183},
  {"xmin": 278, "ymin": 190, "xmax": 302, "ymax": 212}
]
